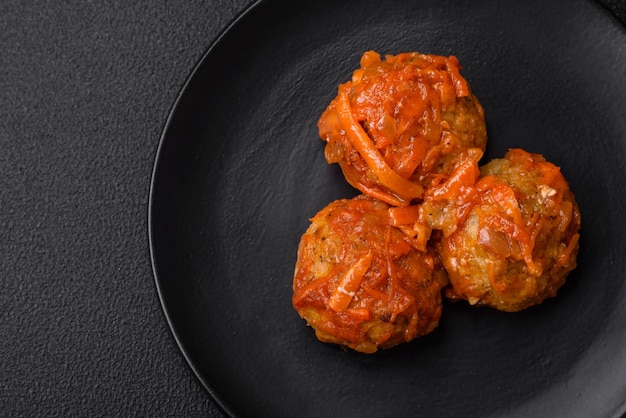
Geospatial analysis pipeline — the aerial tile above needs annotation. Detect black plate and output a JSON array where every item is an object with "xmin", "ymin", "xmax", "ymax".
[{"xmin": 149, "ymin": 0, "xmax": 626, "ymax": 416}]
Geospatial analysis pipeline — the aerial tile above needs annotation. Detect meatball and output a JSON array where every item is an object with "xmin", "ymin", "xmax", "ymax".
[
  {"xmin": 434, "ymin": 149, "xmax": 581, "ymax": 312},
  {"xmin": 318, "ymin": 51, "xmax": 487, "ymax": 206},
  {"xmin": 292, "ymin": 195, "xmax": 448, "ymax": 353}
]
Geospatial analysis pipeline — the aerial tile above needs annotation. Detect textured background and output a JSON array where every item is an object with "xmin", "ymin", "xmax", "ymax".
[
  {"xmin": 1, "ymin": 1, "xmax": 625, "ymax": 417},
  {"xmin": 1, "ymin": 1, "xmax": 248, "ymax": 416}
]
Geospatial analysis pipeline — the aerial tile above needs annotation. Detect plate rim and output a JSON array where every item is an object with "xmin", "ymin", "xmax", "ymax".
[{"xmin": 147, "ymin": 0, "xmax": 264, "ymax": 415}]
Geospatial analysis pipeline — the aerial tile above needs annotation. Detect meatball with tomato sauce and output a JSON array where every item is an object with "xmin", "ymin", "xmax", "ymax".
[
  {"xmin": 318, "ymin": 51, "xmax": 487, "ymax": 206},
  {"xmin": 432, "ymin": 149, "xmax": 581, "ymax": 312},
  {"xmin": 292, "ymin": 195, "xmax": 448, "ymax": 353}
]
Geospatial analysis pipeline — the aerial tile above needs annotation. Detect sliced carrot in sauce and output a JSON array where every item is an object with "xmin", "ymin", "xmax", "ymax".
[
  {"xmin": 336, "ymin": 88, "xmax": 424, "ymax": 205},
  {"xmin": 327, "ymin": 251, "xmax": 374, "ymax": 312}
]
